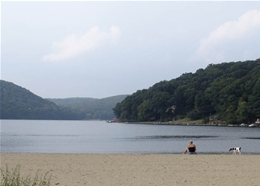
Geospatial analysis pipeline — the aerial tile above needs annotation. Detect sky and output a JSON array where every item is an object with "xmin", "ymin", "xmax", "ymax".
[{"xmin": 1, "ymin": 1, "xmax": 260, "ymax": 99}]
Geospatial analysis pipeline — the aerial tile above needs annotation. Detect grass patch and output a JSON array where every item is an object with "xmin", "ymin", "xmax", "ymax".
[{"xmin": 0, "ymin": 164, "xmax": 51, "ymax": 186}]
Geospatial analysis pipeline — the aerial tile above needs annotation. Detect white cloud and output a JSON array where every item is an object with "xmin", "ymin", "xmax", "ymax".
[
  {"xmin": 196, "ymin": 10, "xmax": 260, "ymax": 63},
  {"xmin": 42, "ymin": 26, "xmax": 121, "ymax": 62}
]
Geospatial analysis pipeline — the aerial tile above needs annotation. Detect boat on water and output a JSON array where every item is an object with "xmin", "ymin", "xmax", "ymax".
[
  {"xmin": 240, "ymin": 123, "xmax": 247, "ymax": 127},
  {"xmin": 248, "ymin": 124, "xmax": 257, "ymax": 127},
  {"xmin": 248, "ymin": 119, "xmax": 260, "ymax": 127}
]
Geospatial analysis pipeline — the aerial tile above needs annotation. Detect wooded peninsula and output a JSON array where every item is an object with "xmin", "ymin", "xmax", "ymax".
[{"xmin": 113, "ymin": 58, "xmax": 260, "ymax": 124}]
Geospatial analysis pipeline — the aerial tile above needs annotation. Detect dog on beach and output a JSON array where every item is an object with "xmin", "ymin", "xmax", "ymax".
[{"xmin": 229, "ymin": 147, "xmax": 241, "ymax": 155}]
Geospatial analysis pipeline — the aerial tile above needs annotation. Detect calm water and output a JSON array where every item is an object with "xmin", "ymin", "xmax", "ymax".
[{"xmin": 1, "ymin": 120, "xmax": 260, "ymax": 154}]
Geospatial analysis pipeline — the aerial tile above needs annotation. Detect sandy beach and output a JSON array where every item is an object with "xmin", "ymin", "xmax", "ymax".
[{"xmin": 1, "ymin": 153, "xmax": 259, "ymax": 186}]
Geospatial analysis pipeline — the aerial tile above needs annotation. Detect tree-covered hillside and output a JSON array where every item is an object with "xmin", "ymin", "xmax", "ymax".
[
  {"xmin": 113, "ymin": 59, "xmax": 260, "ymax": 124},
  {"xmin": 49, "ymin": 95, "xmax": 128, "ymax": 120},
  {"xmin": 0, "ymin": 80, "xmax": 127, "ymax": 120},
  {"xmin": 0, "ymin": 80, "xmax": 78, "ymax": 120}
]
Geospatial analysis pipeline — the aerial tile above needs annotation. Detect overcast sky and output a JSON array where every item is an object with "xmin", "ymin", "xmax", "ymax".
[{"xmin": 1, "ymin": 1, "xmax": 260, "ymax": 98}]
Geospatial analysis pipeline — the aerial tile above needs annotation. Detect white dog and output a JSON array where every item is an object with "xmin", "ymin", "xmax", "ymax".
[{"xmin": 229, "ymin": 147, "xmax": 241, "ymax": 155}]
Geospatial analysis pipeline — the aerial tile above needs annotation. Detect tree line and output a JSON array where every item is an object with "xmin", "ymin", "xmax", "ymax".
[{"xmin": 113, "ymin": 59, "xmax": 260, "ymax": 124}]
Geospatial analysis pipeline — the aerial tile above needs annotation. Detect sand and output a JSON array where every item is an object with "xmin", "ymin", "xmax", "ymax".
[{"xmin": 1, "ymin": 153, "xmax": 260, "ymax": 186}]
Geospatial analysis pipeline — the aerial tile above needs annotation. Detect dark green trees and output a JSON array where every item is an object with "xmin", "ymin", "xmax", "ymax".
[
  {"xmin": 248, "ymin": 78, "xmax": 260, "ymax": 119},
  {"xmin": 114, "ymin": 59, "xmax": 260, "ymax": 124},
  {"xmin": 235, "ymin": 99, "xmax": 249, "ymax": 124}
]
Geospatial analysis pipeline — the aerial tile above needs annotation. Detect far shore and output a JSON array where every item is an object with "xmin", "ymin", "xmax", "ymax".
[{"xmin": 118, "ymin": 121, "xmax": 260, "ymax": 128}]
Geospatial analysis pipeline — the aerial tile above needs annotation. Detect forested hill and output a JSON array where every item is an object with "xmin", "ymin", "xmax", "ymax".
[
  {"xmin": 48, "ymin": 95, "xmax": 128, "ymax": 120},
  {"xmin": 113, "ymin": 59, "xmax": 260, "ymax": 124},
  {"xmin": 0, "ymin": 80, "xmax": 127, "ymax": 120},
  {"xmin": 0, "ymin": 80, "xmax": 78, "ymax": 120}
]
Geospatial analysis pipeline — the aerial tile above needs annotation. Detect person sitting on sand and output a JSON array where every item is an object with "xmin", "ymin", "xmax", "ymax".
[{"xmin": 183, "ymin": 140, "xmax": 196, "ymax": 154}]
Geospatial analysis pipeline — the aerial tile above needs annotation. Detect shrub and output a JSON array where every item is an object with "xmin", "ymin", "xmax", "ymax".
[{"xmin": 0, "ymin": 164, "xmax": 51, "ymax": 186}]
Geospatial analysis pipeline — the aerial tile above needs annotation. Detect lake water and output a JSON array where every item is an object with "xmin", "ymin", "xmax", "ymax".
[{"xmin": 1, "ymin": 120, "xmax": 260, "ymax": 154}]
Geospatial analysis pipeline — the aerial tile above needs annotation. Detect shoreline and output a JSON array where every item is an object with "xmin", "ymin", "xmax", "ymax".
[
  {"xmin": 1, "ymin": 153, "xmax": 260, "ymax": 186},
  {"xmin": 121, "ymin": 121, "xmax": 260, "ymax": 128}
]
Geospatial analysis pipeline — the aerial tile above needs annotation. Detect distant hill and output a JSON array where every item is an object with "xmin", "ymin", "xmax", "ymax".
[
  {"xmin": 0, "ymin": 80, "xmax": 128, "ymax": 120},
  {"xmin": 48, "ymin": 95, "xmax": 128, "ymax": 120},
  {"xmin": 113, "ymin": 59, "xmax": 260, "ymax": 124},
  {"xmin": 0, "ymin": 80, "xmax": 78, "ymax": 120}
]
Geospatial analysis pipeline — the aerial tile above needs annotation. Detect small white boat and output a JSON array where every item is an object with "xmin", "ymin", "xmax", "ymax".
[{"xmin": 248, "ymin": 124, "xmax": 257, "ymax": 127}]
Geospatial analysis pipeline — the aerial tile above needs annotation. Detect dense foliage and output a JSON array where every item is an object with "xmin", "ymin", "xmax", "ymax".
[
  {"xmin": 49, "ymin": 95, "xmax": 127, "ymax": 120},
  {"xmin": 113, "ymin": 59, "xmax": 260, "ymax": 124},
  {"xmin": 0, "ymin": 80, "xmax": 127, "ymax": 120}
]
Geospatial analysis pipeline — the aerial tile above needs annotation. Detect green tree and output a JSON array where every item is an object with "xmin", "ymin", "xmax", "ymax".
[
  {"xmin": 248, "ymin": 78, "xmax": 260, "ymax": 119},
  {"xmin": 137, "ymin": 100, "xmax": 151, "ymax": 121},
  {"xmin": 226, "ymin": 105, "xmax": 237, "ymax": 124},
  {"xmin": 235, "ymin": 99, "xmax": 249, "ymax": 123},
  {"xmin": 194, "ymin": 91, "xmax": 214, "ymax": 118}
]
